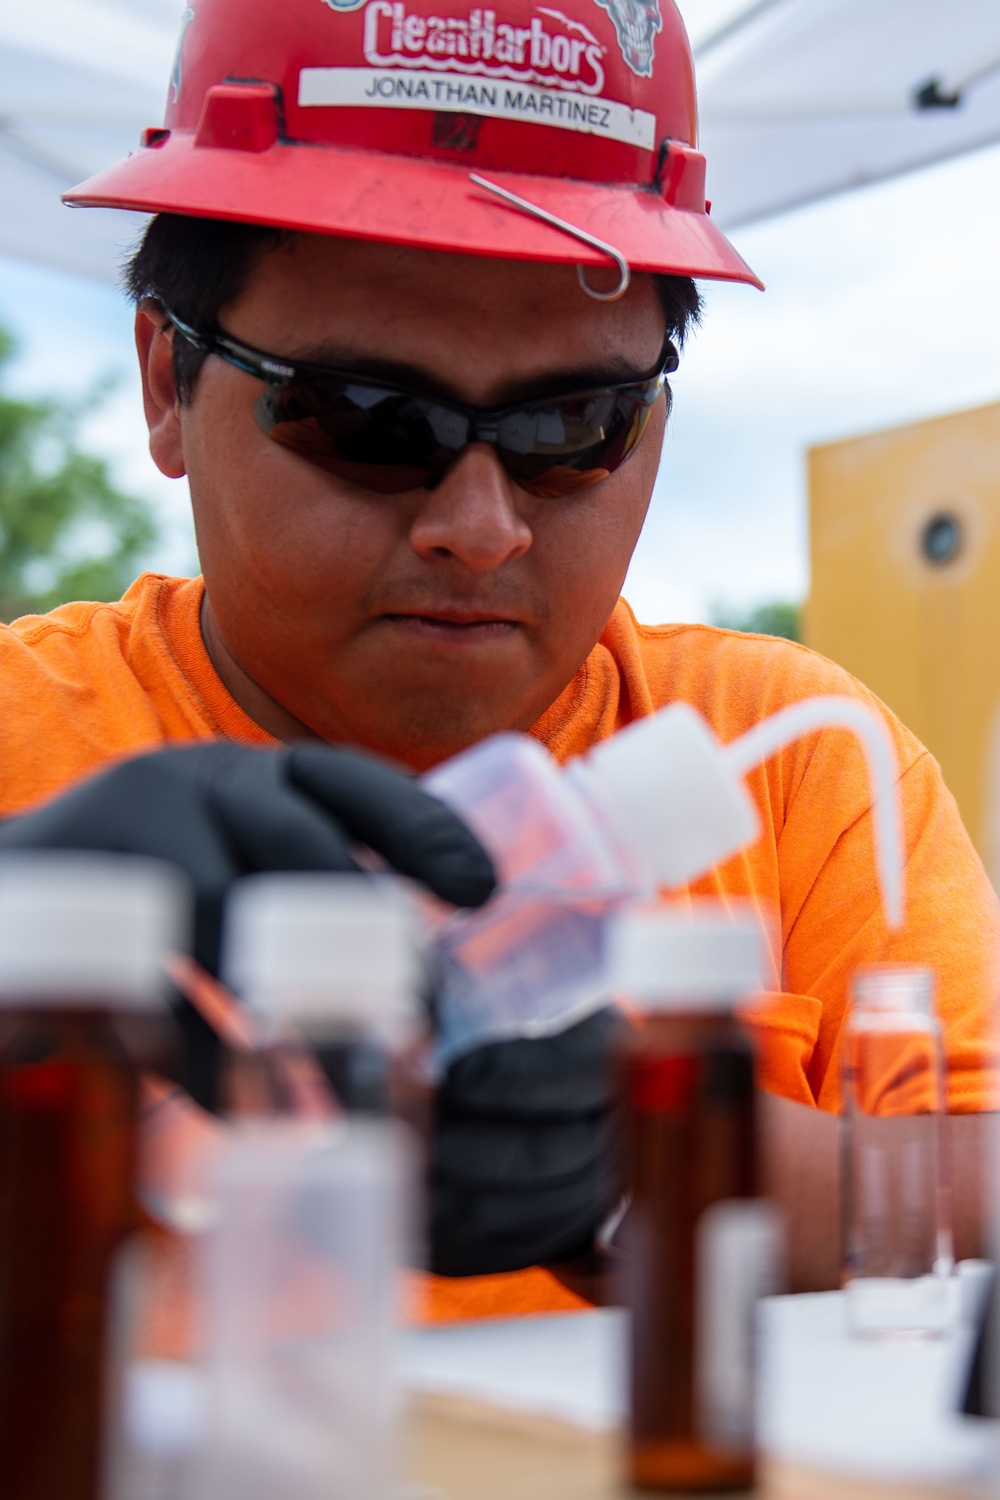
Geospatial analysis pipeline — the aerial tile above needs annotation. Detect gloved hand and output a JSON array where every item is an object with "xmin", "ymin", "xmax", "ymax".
[
  {"xmin": 0, "ymin": 741, "xmax": 495, "ymax": 1105},
  {"xmin": 0, "ymin": 742, "xmax": 621, "ymax": 1279},
  {"xmin": 430, "ymin": 1007, "xmax": 622, "ymax": 1276}
]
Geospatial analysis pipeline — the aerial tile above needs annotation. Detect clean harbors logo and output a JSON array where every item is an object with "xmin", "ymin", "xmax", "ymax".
[
  {"xmin": 362, "ymin": 1, "xmax": 606, "ymax": 93},
  {"xmin": 301, "ymin": 0, "xmax": 658, "ymax": 148},
  {"xmin": 593, "ymin": 0, "xmax": 661, "ymax": 77}
]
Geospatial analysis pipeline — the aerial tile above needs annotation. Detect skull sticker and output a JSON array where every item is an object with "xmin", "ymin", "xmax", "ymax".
[
  {"xmin": 592, "ymin": 0, "xmax": 661, "ymax": 78},
  {"xmin": 171, "ymin": 8, "xmax": 196, "ymax": 102}
]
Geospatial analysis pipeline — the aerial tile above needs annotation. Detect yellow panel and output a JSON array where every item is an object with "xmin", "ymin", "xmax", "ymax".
[{"xmin": 804, "ymin": 400, "xmax": 1000, "ymax": 880}]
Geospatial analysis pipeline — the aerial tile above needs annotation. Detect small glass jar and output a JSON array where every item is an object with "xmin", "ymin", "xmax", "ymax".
[
  {"xmin": 220, "ymin": 873, "xmax": 425, "ymax": 1117},
  {"xmin": 841, "ymin": 965, "xmax": 954, "ymax": 1337}
]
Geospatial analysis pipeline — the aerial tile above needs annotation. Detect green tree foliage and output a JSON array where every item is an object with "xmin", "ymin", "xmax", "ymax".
[
  {"xmin": 0, "ymin": 327, "xmax": 158, "ymax": 623},
  {"xmin": 710, "ymin": 599, "xmax": 801, "ymax": 642}
]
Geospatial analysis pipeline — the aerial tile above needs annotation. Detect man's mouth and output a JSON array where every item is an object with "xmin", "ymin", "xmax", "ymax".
[{"xmin": 379, "ymin": 609, "xmax": 522, "ymax": 643}]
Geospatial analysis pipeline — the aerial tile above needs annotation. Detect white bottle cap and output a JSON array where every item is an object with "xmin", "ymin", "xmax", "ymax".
[
  {"xmin": 607, "ymin": 902, "xmax": 770, "ymax": 1011},
  {"xmin": 567, "ymin": 704, "xmax": 760, "ymax": 891},
  {"xmin": 222, "ymin": 874, "xmax": 421, "ymax": 1044},
  {"xmin": 0, "ymin": 852, "xmax": 189, "ymax": 1009},
  {"xmin": 851, "ymin": 965, "xmax": 935, "ymax": 1016}
]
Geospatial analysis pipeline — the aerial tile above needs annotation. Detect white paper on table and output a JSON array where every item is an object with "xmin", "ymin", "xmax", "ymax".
[{"xmin": 399, "ymin": 1270, "xmax": 1000, "ymax": 1485}]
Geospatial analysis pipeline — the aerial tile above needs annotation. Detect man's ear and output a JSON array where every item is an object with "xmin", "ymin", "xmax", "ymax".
[{"xmin": 135, "ymin": 301, "xmax": 187, "ymax": 479}]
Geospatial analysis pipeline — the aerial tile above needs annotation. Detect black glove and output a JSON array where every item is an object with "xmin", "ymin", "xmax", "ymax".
[
  {"xmin": 431, "ymin": 1007, "xmax": 622, "ymax": 1276},
  {"xmin": 0, "ymin": 742, "xmax": 620, "ymax": 1279},
  {"xmin": 0, "ymin": 741, "xmax": 495, "ymax": 1105}
]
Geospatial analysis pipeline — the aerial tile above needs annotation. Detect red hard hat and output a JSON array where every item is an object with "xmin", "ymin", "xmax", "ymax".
[{"xmin": 65, "ymin": 0, "xmax": 760, "ymax": 289}]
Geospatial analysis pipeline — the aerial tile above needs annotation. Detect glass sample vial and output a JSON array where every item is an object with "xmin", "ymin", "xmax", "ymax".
[
  {"xmin": 105, "ymin": 1285, "xmax": 210, "ymax": 1500},
  {"xmin": 191, "ymin": 1118, "xmax": 407, "ymax": 1500},
  {"xmin": 0, "ymin": 852, "xmax": 188, "ymax": 1500},
  {"xmin": 221, "ymin": 873, "xmax": 424, "ymax": 1121},
  {"xmin": 609, "ymin": 903, "xmax": 782, "ymax": 1493},
  {"xmin": 842, "ymin": 965, "xmax": 954, "ymax": 1337}
]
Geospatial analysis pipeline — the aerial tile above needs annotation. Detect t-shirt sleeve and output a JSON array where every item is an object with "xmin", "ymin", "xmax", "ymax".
[{"xmin": 749, "ymin": 741, "xmax": 1000, "ymax": 1114}]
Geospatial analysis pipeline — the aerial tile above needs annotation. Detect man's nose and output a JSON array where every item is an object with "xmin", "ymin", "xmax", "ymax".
[{"xmin": 408, "ymin": 445, "xmax": 532, "ymax": 572}]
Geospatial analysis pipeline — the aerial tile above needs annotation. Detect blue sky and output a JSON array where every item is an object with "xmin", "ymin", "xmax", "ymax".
[{"xmin": 1, "ymin": 136, "xmax": 999, "ymax": 623}]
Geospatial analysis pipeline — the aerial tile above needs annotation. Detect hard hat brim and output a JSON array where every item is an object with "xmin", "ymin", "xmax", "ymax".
[{"xmin": 64, "ymin": 135, "xmax": 762, "ymax": 289}]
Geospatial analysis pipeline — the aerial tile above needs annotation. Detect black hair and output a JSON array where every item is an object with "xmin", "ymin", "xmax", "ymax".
[{"xmin": 124, "ymin": 212, "xmax": 702, "ymax": 402}]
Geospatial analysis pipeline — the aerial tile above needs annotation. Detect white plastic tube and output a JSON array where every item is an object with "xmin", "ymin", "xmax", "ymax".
[{"xmin": 724, "ymin": 695, "xmax": 904, "ymax": 930}]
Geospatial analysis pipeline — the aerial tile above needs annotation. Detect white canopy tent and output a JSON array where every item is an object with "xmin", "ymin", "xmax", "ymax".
[
  {"xmin": 0, "ymin": 0, "xmax": 179, "ymax": 280},
  {"xmin": 694, "ymin": 0, "xmax": 1000, "ymax": 225},
  {"xmin": 1, "ymin": 0, "xmax": 999, "ymax": 283}
]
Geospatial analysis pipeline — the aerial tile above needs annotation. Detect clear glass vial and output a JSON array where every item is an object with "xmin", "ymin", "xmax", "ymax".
[
  {"xmin": 841, "ymin": 965, "xmax": 954, "ymax": 1337},
  {"xmin": 220, "ymin": 873, "xmax": 424, "ymax": 1122},
  {"xmin": 190, "ymin": 1118, "xmax": 407, "ymax": 1500}
]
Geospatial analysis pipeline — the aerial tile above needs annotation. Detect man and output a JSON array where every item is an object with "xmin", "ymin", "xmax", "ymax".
[{"xmin": 0, "ymin": 0, "xmax": 996, "ymax": 1315}]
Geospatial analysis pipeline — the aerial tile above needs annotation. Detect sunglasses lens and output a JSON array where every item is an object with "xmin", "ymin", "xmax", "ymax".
[
  {"xmin": 500, "ymin": 394, "xmax": 655, "ymax": 498},
  {"xmin": 254, "ymin": 384, "xmax": 457, "ymax": 495},
  {"xmin": 254, "ymin": 374, "xmax": 659, "ymax": 497}
]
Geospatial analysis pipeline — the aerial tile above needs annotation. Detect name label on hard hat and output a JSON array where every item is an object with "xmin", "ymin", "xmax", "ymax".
[
  {"xmin": 300, "ymin": 66, "xmax": 655, "ymax": 150},
  {"xmin": 299, "ymin": 0, "xmax": 655, "ymax": 151}
]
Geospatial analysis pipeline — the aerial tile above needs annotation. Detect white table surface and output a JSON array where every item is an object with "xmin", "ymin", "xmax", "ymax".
[{"xmin": 398, "ymin": 1269, "xmax": 1000, "ymax": 1488}]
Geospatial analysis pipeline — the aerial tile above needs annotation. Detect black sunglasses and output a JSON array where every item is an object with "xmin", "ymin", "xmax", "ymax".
[{"xmin": 166, "ymin": 310, "xmax": 678, "ymax": 500}]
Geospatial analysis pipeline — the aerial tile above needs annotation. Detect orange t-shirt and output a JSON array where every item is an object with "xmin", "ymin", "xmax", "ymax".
[{"xmin": 2, "ymin": 573, "xmax": 997, "ymax": 1319}]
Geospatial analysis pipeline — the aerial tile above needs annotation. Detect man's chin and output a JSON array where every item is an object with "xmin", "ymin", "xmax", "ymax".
[{"xmin": 333, "ymin": 688, "xmax": 539, "ymax": 773}]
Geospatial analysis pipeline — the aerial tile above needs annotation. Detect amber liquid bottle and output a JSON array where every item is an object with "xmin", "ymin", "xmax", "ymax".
[
  {"xmin": 611, "ymin": 904, "xmax": 781, "ymax": 1494},
  {"xmin": 0, "ymin": 853, "xmax": 187, "ymax": 1500}
]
